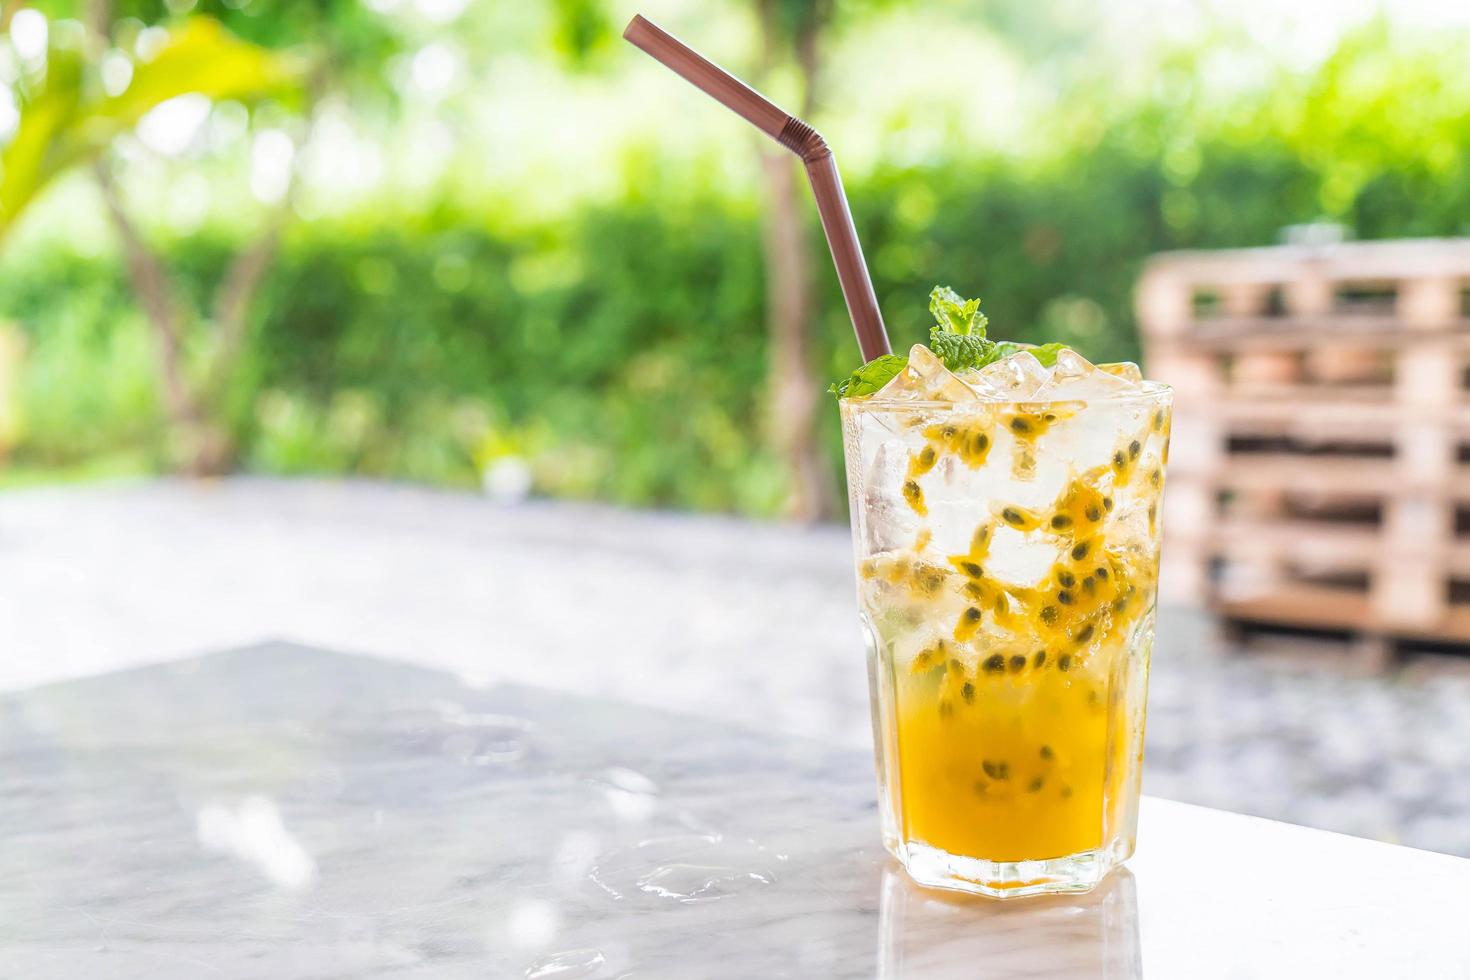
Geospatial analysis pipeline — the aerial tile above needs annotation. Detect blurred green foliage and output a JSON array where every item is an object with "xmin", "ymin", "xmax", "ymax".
[
  {"xmin": 3, "ymin": 17, "xmax": 1470, "ymax": 514},
  {"xmin": 0, "ymin": 17, "xmax": 294, "ymax": 240}
]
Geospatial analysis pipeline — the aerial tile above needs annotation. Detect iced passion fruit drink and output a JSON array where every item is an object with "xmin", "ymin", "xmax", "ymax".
[{"xmin": 836, "ymin": 287, "xmax": 1171, "ymax": 898}]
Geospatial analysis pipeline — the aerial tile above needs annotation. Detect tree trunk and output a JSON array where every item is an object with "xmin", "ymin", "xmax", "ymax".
[
  {"xmin": 93, "ymin": 161, "xmax": 232, "ymax": 475},
  {"xmin": 91, "ymin": 124, "xmax": 309, "ymax": 477},
  {"xmin": 757, "ymin": 2, "xmax": 833, "ymax": 521},
  {"xmin": 759, "ymin": 154, "xmax": 831, "ymax": 520}
]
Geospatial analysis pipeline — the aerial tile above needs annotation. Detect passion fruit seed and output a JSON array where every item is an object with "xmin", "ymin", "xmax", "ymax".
[
  {"xmin": 938, "ymin": 700, "xmax": 954, "ymax": 719},
  {"xmin": 1057, "ymin": 589, "xmax": 1074, "ymax": 605},
  {"xmin": 1051, "ymin": 514, "xmax": 1072, "ymax": 529},
  {"xmin": 1075, "ymin": 624, "xmax": 1095, "ymax": 645},
  {"xmin": 1103, "ymin": 495, "xmax": 1114, "ymax": 512},
  {"xmin": 959, "ymin": 560, "xmax": 983, "ymax": 578},
  {"xmin": 1112, "ymin": 450, "xmax": 1126, "ymax": 468},
  {"xmin": 941, "ymin": 424, "xmax": 958, "ymax": 439},
  {"xmin": 1095, "ymin": 566, "xmax": 1109, "ymax": 580},
  {"xmin": 948, "ymin": 658, "xmax": 965, "ymax": 676},
  {"xmin": 1033, "ymin": 650, "xmax": 1048, "ymax": 669},
  {"xmin": 1039, "ymin": 744, "xmax": 1055, "ymax": 760},
  {"xmin": 1058, "ymin": 654, "xmax": 1073, "ymax": 671},
  {"xmin": 963, "ymin": 607, "xmax": 982, "ymax": 624},
  {"xmin": 972, "ymin": 432, "xmax": 990, "ymax": 453},
  {"xmin": 1002, "ymin": 507, "xmax": 1026, "ymax": 526},
  {"xmin": 1150, "ymin": 468, "xmax": 1162, "ymax": 488},
  {"xmin": 1086, "ymin": 505, "xmax": 1102, "ymax": 522},
  {"xmin": 1028, "ymin": 776, "xmax": 1045, "ymax": 793},
  {"xmin": 1009, "ymin": 654, "xmax": 1027, "ymax": 672},
  {"xmin": 1009, "ymin": 418, "xmax": 1032, "ymax": 434},
  {"xmin": 1057, "ymin": 570, "xmax": 1076, "ymax": 589},
  {"xmin": 917, "ymin": 566, "xmax": 946, "ymax": 594},
  {"xmin": 1040, "ymin": 605, "xmax": 1059, "ymax": 625},
  {"xmin": 1153, "ymin": 408, "xmax": 1165, "ymax": 431},
  {"xmin": 903, "ymin": 480, "xmax": 926, "ymax": 513},
  {"xmin": 961, "ymin": 681, "xmax": 975, "ymax": 704},
  {"xmin": 1128, "ymin": 439, "xmax": 1142, "ymax": 460},
  {"xmin": 1071, "ymin": 541, "xmax": 1090, "ymax": 560},
  {"xmin": 983, "ymin": 653, "xmax": 1006, "ymax": 673},
  {"xmin": 982, "ymin": 760, "xmax": 1010, "ymax": 780}
]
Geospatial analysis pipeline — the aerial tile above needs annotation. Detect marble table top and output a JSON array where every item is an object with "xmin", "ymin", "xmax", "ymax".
[{"xmin": 2, "ymin": 644, "xmax": 1467, "ymax": 979}]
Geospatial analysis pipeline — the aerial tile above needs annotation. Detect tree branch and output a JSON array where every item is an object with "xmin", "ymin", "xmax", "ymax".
[
  {"xmin": 206, "ymin": 196, "xmax": 289, "ymax": 390},
  {"xmin": 206, "ymin": 79, "xmax": 322, "ymax": 393},
  {"xmin": 93, "ymin": 160, "xmax": 197, "ymax": 425}
]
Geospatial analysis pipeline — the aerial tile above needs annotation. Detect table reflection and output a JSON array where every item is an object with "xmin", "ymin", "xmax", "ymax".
[{"xmin": 879, "ymin": 863, "xmax": 1142, "ymax": 979}]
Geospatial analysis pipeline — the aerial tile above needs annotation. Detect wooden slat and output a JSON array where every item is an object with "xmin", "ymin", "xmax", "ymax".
[
  {"xmin": 1212, "ymin": 456, "xmax": 1470, "ymax": 500},
  {"xmin": 1219, "ymin": 588, "xmax": 1470, "ymax": 645},
  {"xmin": 1189, "ymin": 519, "xmax": 1470, "ymax": 577},
  {"xmin": 1177, "ymin": 396, "xmax": 1470, "ymax": 433},
  {"xmin": 1142, "ymin": 238, "xmax": 1470, "ymax": 289},
  {"xmin": 1152, "ymin": 321, "xmax": 1470, "ymax": 351}
]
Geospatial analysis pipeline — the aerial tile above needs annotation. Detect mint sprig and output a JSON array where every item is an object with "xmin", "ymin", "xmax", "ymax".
[
  {"xmin": 927, "ymin": 285, "xmax": 997, "ymax": 372},
  {"xmin": 927, "ymin": 285, "xmax": 987, "ymax": 336},
  {"xmin": 829, "ymin": 285, "xmax": 1072, "ymax": 398}
]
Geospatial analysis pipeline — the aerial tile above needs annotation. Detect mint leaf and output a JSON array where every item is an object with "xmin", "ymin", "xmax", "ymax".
[
  {"xmin": 928, "ymin": 328, "xmax": 997, "ymax": 372},
  {"xmin": 993, "ymin": 341, "xmax": 1068, "ymax": 367},
  {"xmin": 928, "ymin": 285, "xmax": 988, "ymax": 336},
  {"xmin": 829, "ymin": 353, "xmax": 908, "ymax": 399},
  {"xmin": 927, "ymin": 285, "xmax": 997, "ymax": 371}
]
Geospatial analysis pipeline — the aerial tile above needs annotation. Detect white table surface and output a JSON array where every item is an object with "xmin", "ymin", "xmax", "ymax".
[
  {"xmin": 891, "ymin": 796, "xmax": 1470, "ymax": 978},
  {"xmin": 3, "ymin": 644, "xmax": 1466, "ymax": 979}
]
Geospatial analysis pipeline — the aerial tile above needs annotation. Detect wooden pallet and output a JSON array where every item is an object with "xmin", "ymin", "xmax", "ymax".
[{"xmin": 1137, "ymin": 238, "xmax": 1470, "ymax": 656}]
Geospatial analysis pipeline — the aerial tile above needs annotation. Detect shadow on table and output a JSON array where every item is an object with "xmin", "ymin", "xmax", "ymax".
[{"xmin": 879, "ymin": 863, "xmax": 1141, "ymax": 979}]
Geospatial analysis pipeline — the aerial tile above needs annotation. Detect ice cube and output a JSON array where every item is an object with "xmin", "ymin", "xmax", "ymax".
[
  {"xmin": 876, "ymin": 344, "xmax": 978, "ymax": 402},
  {"xmin": 970, "ymin": 350, "xmax": 1053, "ymax": 400},
  {"xmin": 1097, "ymin": 361, "xmax": 1143, "ymax": 383},
  {"xmin": 1036, "ymin": 347, "xmax": 1137, "ymax": 400}
]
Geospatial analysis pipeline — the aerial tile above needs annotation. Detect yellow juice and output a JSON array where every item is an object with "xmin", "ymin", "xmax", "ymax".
[{"xmin": 892, "ymin": 653, "xmax": 1132, "ymax": 861}]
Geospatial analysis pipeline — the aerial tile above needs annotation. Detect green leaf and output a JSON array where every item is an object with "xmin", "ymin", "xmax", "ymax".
[
  {"xmin": 98, "ymin": 18, "xmax": 298, "ymax": 130},
  {"xmin": 0, "ymin": 17, "xmax": 300, "ymax": 244},
  {"xmin": 829, "ymin": 353, "xmax": 908, "ymax": 399},
  {"xmin": 928, "ymin": 328, "xmax": 996, "ymax": 372},
  {"xmin": 928, "ymin": 285, "xmax": 988, "ymax": 337},
  {"xmin": 993, "ymin": 341, "xmax": 1068, "ymax": 367},
  {"xmin": 926, "ymin": 285, "xmax": 997, "ymax": 371}
]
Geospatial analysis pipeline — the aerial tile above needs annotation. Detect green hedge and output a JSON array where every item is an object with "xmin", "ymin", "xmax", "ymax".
[{"xmin": 4, "ymin": 125, "xmax": 1470, "ymax": 511}]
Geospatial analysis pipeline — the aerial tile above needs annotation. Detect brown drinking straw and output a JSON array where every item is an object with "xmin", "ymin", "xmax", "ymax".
[{"xmin": 623, "ymin": 14, "xmax": 892, "ymax": 361}]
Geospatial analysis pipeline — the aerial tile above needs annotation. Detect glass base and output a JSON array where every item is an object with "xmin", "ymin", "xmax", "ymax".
[{"xmin": 887, "ymin": 835, "xmax": 1132, "ymax": 899}]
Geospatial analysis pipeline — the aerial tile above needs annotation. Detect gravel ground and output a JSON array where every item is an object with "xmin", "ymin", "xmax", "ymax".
[{"xmin": 3, "ymin": 477, "xmax": 1468, "ymax": 856}]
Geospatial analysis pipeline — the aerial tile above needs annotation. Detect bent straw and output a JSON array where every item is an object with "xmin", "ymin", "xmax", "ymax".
[{"xmin": 623, "ymin": 14, "xmax": 892, "ymax": 361}]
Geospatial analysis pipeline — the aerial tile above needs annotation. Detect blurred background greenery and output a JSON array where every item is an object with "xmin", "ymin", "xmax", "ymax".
[{"xmin": 3, "ymin": 0, "xmax": 1469, "ymax": 518}]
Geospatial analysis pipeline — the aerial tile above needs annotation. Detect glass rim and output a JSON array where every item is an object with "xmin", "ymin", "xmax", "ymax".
[{"xmin": 840, "ymin": 380, "xmax": 1173, "ymax": 413}]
